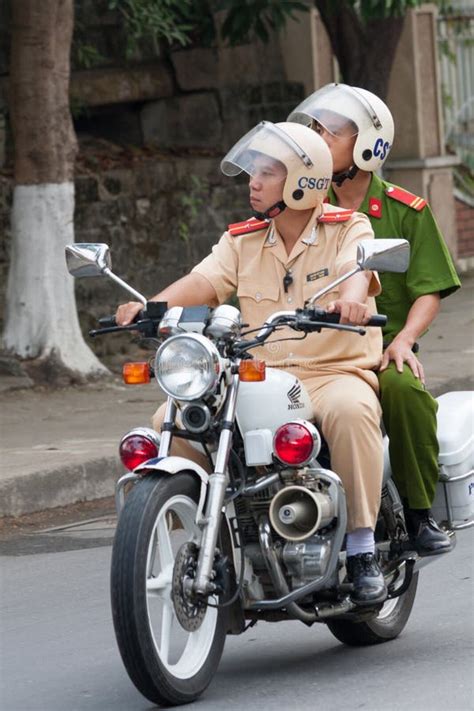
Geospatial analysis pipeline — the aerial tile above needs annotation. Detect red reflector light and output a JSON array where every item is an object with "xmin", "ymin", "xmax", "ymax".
[
  {"xmin": 119, "ymin": 435, "xmax": 158, "ymax": 471},
  {"xmin": 274, "ymin": 422, "xmax": 315, "ymax": 465}
]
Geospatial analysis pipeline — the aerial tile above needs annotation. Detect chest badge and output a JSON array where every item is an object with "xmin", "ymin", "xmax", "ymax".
[{"xmin": 306, "ymin": 268, "xmax": 329, "ymax": 282}]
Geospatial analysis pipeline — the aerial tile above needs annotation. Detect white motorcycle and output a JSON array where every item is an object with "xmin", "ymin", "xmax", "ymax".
[{"xmin": 66, "ymin": 239, "xmax": 473, "ymax": 708}]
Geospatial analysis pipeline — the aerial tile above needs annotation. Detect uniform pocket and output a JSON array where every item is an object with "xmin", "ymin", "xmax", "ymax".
[
  {"xmin": 237, "ymin": 278, "xmax": 280, "ymax": 328},
  {"xmin": 237, "ymin": 278, "xmax": 280, "ymax": 303}
]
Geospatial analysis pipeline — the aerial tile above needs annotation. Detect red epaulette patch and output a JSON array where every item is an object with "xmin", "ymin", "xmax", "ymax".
[
  {"xmin": 227, "ymin": 217, "xmax": 270, "ymax": 236},
  {"xmin": 385, "ymin": 185, "xmax": 426, "ymax": 211},
  {"xmin": 318, "ymin": 208, "xmax": 353, "ymax": 223}
]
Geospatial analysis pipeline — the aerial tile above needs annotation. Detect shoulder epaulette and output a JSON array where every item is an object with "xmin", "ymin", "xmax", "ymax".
[
  {"xmin": 227, "ymin": 217, "xmax": 270, "ymax": 236},
  {"xmin": 385, "ymin": 185, "xmax": 426, "ymax": 211},
  {"xmin": 318, "ymin": 208, "xmax": 353, "ymax": 223}
]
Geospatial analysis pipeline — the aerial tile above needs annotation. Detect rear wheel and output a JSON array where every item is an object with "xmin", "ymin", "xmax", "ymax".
[
  {"xmin": 327, "ymin": 481, "xmax": 418, "ymax": 646},
  {"xmin": 326, "ymin": 568, "xmax": 418, "ymax": 645},
  {"xmin": 111, "ymin": 473, "xmax": 227, "ymax": 706}
]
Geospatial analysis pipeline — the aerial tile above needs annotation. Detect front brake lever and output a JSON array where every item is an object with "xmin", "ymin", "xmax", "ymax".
[
  {"xmin": 318, "ymin": 322, "xmax": 366, "ymax": 335},
  {"xmin": 89, "ymin": 319, "xmax": 158, "ymax": 338},
  {"xmin": 295, "ymin": 319, "xmax": 366, "ymax": 336}
]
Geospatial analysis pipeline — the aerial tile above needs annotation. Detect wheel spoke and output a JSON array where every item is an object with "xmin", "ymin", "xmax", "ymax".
[
  {"xmin": 157, "ymin": 513, "xmax": 175, "ymax": 569},
  {"xmin": 147, "ymin": 565, "xmax": 173, "ymax": 598},
  {"xmin": 160, "ymin": 602, "xmax": 174, "ymax": 664},
  {"xmin": 147, "ymin": 528, "xmax": 158, "ymax": 577}
]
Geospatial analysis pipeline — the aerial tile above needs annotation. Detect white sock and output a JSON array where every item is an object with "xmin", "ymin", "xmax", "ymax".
[{"xmin": 346, "ymin": 528, "xmax": 375, "ymax": 557}]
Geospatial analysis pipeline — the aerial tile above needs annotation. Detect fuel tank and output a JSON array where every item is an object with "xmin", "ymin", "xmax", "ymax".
[{"xmin": 236, "ymin": 367, "xmax": 313, "ymax": 436}]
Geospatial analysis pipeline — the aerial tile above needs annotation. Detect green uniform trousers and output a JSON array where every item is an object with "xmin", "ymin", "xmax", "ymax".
[{"xmin": 378, "ymin": 362, "xmax": 439, "ymax": 509}]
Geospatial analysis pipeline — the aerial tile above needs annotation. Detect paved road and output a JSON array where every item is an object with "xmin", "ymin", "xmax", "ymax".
[{"xmin": 1, "ymin": 514, "xmax": 472, "ymax": 711}]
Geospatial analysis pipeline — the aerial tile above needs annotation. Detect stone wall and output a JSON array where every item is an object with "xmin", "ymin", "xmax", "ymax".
[
  {"xmin": 0, "ymin": 0, "xmax": 305, "ymax": 360},
  {"xmin": 0, "ymin": 152, "xmax": 251, "ymax": 360}
]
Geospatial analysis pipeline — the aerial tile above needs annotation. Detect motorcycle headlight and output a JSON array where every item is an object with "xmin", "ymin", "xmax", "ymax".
[{"xmin": 155, "ymin": 334, "xmax": 222, "ymax": 401}]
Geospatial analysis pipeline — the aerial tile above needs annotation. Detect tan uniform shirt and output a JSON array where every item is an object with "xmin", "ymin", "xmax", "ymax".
[{"xmin": 192, "ymin": 204, "xmax": 382, "ymax": 374}]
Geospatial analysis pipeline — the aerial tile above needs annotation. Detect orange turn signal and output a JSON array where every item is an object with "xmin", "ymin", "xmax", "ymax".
[
  {"xmin": 123, "ymin": 362, "xmax": 151, "ymax": 385},
  {"xmin": 239, "ymin": 359, "xmax": 266, "ymax": 382}
]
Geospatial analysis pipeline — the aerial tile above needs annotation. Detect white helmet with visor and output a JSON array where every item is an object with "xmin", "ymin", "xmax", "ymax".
[
  {"xmin": 288, "ymin": 83, "xmax": 394, "ymax": 172},
  {"xmin": 220, "ymin": 121, "xmax": 333, "ymax": 213}
]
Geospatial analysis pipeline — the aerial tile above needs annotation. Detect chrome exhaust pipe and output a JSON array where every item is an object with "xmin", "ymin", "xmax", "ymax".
[{"xmin": 269, "ymin": 485, "xmax": 336, "ymax": 541}]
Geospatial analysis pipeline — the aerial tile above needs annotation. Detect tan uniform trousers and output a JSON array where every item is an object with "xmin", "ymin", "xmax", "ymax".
[
  {"xmin": 293, "ymin": 368, "xmax": 383, "ymax": 532},
  {"xmin": 152, "ymin": 369, "xmax": 383, "ymax": 533}
]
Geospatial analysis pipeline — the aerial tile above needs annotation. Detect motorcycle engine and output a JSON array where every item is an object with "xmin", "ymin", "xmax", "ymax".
[{"xmin": 282, "ymin": 534, "xmax": 332, "ymax": 588}]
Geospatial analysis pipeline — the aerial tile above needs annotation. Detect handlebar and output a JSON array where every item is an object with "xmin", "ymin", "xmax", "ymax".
[
  {"xmin": 233, "ymin": 307, "xmax": 387, "ymax": 355},
  {"xmin": 311, "ymin": 311, "xmax": 387, "ymax": 328},
  {"xmin": 90, "ymin": 304, "xmax": 387, "ymax": 356},
  {"xmin": 89, "ymin": 302, "xmax": 167, "ymax": 338}
]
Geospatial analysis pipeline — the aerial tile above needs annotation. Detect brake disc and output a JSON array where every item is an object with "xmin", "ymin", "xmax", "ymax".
[{"xmin": 171, "ymin": 541, "xmax": 207, "ymax": 632}]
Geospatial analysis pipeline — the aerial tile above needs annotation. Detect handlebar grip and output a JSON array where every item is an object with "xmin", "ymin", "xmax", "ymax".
[
  {"xmin": 98, "ymin": 315, "xmax": 117, "ymax": 328},
  {"xmin": 367, "ymin": 314, "xmax": 387, "ymax": 327},
  {"xmin": 311, "ymin": 311, "xmax": 387, "ymax": 327},
  {"xmin": 98, "ymin": 310, "xmax": 147, "ymax": 329}
]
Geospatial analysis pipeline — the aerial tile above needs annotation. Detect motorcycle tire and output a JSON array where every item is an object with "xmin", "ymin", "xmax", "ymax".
[
  {"xmin": 110, "ymin": 472, "xmax": 227, "ymax": 707},
  {"xmin": 326, "ymin": 569, "xmax": 418, "ymax": 646}
]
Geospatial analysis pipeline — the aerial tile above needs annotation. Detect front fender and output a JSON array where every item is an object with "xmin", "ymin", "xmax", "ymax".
[{"xmin": 131, "ymin": 455, "xmax": 209, "ymax": 522}]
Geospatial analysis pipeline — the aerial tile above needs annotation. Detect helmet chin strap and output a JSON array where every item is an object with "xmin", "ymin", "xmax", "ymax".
[
  {"xmin": 332, "ymin": 165, "xmax": 359, "ymax": 187},
  {"xmin": 252, "ymin": 200, "xmax": 287, "ymax": 220}
]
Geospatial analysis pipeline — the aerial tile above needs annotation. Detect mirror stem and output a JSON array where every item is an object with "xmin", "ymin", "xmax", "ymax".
[
  {"xmin": 103, "ymin": 268, "xmax": 147, "ymax": 305},
  {"xmin": 306, "ymin": 265, "xmax": 361, "ymax": 307}
]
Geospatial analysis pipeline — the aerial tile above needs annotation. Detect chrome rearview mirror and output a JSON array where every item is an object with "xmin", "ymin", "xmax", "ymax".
[
  {"xmin": 65, "ymin": 243, "xmax": 112, "ymax": 277},
  {"xmin": 357, "ymin": 239, "xmax": 410, "ymax": 273},
  {"xmin": 65, "ymin": 242, "xmax": 147, "ymax": 305},
  {"xmin": 306, "ymin": 238, "xmax": 410, "ymax": 307}
]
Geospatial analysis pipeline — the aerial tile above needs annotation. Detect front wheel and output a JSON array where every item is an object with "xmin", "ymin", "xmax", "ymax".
[{"xmin": 110, "ymin": 473, "xmax": 227, "ymax": 706}]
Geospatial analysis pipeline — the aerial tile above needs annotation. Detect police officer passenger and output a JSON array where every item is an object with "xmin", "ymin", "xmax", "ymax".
[
  {"xmin": 116, "ymin": 121, "xmax": 389, "ymax": 605},
  {"xmin": 288, "ymin": 84, "xmax": 461, "ymax": 556}
]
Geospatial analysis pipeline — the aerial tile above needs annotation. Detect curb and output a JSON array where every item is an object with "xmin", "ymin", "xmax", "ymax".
[{"xmin": 0, "ymin": 456, "xmax": 124, "ymax": 518}]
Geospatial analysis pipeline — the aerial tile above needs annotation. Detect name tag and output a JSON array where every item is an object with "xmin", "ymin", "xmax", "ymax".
[{"xmin": 306, "ymin": 268, "xmax": 329, "ymax": 282}]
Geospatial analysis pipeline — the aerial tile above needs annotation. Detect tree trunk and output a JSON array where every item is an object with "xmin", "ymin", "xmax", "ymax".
[
  {"xmin": 315, "ymin": 1, "xmax": 405, "ymax": 100},
  {"xmin": 3, "ymin": 0, "xmax": 107, "ymax": 378}
]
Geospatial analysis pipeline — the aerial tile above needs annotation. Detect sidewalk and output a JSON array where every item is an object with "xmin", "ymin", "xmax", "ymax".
[{"xmin": 1, "ymin": 274, "xmax": 473, "ymax": 518}]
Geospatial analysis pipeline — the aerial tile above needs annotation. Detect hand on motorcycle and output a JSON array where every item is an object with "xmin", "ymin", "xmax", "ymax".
[
  {"xmin": 116, "ymin": 301, "xmax": 143, "ymax": 326},
  {"xmin": 327, "ymin": 299, "xmax": 373, "ymax": 326},
  {"xmin": 379, "ymin": 335, "xmax": 425, "ymax": 384}
]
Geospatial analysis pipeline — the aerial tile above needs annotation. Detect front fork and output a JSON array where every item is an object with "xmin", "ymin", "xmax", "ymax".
[{"xmin": 159, "ymin": 374, "xmax": 240, "ymax": 596}]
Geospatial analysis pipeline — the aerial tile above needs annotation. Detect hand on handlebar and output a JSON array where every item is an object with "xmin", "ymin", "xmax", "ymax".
[
  {"xmin": 116, "ymin": 301, "xmax": 143, "ymax": 326},
  {"xmin": 327, "ymin": 299, "xmax": 373, "ymax": 326}
]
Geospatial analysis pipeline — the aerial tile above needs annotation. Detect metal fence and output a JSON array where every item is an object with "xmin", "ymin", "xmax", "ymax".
[{"xmin": 437, "ymin": 1, "xmax": 474, "ymax": 173}]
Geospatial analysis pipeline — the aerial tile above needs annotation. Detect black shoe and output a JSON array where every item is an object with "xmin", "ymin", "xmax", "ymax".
[
  {"xmin": 346, "ymin": 552, "xmax": 387, "ymax": 606},
  {"xmin": 405, "ymin": 508, "xmax": 453, "ymax": 557}
]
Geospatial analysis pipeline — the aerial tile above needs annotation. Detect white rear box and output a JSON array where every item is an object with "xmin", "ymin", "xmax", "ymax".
[{"xmin": 431, "ymin": 391, "xmax": 474, "ymax": 528}]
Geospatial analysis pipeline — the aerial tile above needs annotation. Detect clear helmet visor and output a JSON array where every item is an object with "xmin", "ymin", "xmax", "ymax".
[
  {"xmin": 288, "ymin": 84, "xmax": 379, "ymax": 138},
  {"xmin": 221, "ymin": 121, "xmax": 313, "ymax": 184}
]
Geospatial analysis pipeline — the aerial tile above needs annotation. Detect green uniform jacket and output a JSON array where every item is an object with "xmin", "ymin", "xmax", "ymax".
[{"xmin": 328, "ymin": 173, "xmax": 461, "ymax": 344}]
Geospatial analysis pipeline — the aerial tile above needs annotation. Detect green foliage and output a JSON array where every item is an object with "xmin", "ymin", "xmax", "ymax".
[
  {"xmin": 106, "ymin": 0, "xmax": 309, "ymax": 54},
  {"xmin": 178, "ymin": 175, "xmax": 208, "ymax": 244},
  {"xmin": 441, "ymin": 85, "xmax": 454, "ymax": 110},
  {"xmin": 75, "ymin": 44, "xmax": 105, "ymax": 69},
  {"xmin": 108, "ymin": 0, "xmax": 195, "ymax": 56},
  {"xmin": 73, "ymin": 4, "xmax": 107, "ymax": 69},
  {"xmin": 219, "ymin": 0, "xmax": 309, "ymax": 44},
  {"xmin": 347, "ymin": 0, "xmax": 420, "ymax": 21},
  {"xmin": 317, "ymin": 0, "xmax": 423, "ymax": 23},
  {"xmin": 321, "ymin": 0, "xmax": 460, "ymax": 23}
]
